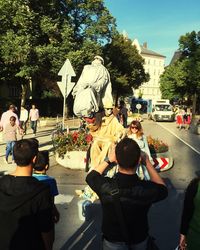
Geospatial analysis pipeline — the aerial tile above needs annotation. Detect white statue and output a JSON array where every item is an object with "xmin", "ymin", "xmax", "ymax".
[{"xmin": 72, "ymin": 55, "xmax": 113, "ymax": 117}]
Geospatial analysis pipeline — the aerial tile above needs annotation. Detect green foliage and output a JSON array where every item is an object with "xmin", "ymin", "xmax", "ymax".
[
  {"xmin": 160, "ymin": 30, "xmax": 200, "ymax": 105},
  {"xmin": 0, "ymin": 0, "xmax": 116, "ymax": 103},
  {"xmin": 160, "ymin": 60, "xmax": 188, "ymax": 99}
]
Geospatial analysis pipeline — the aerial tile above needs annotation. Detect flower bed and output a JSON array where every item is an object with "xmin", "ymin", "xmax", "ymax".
[
  {"xmin": 147, "ymin": 135, "xmax": 169, "ymax": 154},
  {"xmin": 52, "ymin": 130, "xmax": 93, "ymax": 158}
]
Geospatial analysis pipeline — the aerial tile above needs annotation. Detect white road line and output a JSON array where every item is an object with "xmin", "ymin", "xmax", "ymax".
[{"xmin": 158, "ymin": 123, "xmax": 200, "ymax": 156}]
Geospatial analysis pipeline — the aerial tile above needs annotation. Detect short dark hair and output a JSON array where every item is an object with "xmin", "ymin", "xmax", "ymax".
[
  {"xmin": 9, "ymin": 104, "xmax": 15, "ymax": 110},
  {"xmin": 13, "ymin": 139, "xmax": 39, "ymax": 166},
  {"xmin": 115, "ymin": 138, "xmax": 141, "ymax": 169},
  {"xmin": 34, "ymin": 151, "xmax": 49, "ymax": 171},
  {"xmin": 10, "ymin": 116, "xmax": 16, "ymax": 122}
]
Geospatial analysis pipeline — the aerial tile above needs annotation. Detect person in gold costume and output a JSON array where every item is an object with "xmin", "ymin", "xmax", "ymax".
[
  {"xmin": 88, "ymin": 101, "xmax": 125, "ymax": 169},
  {"xmin": 76, "ymin": 101, "xmax": 126, "ymax": 201}
]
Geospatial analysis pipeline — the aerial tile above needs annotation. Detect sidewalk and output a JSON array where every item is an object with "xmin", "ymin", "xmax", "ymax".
[
  {"xmin": 0, "ymin": 126, "xmax": 54, "ymax": 174},
  {"xmin": 0, "ymin": 117, "xmax": 82, "ymax": 174}
]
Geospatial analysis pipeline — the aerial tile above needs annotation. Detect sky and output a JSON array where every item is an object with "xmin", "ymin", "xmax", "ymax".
[{"xmin": 104, "ymin": 0, "xmax": 200, "ymax": 65}]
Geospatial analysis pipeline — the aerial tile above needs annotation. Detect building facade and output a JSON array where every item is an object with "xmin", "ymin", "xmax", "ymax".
[{"xmin": 132, "ymin": 39, "xmax": 166, "ymax": 101}]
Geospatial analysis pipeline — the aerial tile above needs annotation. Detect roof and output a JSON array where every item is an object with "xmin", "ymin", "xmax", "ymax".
[
  {"xmin": 170, "ymin": 50, "xmax": 182, "ymax": 64},
  {"xmin": 141, "ymin": 46, "xmax": 166, "ymax": 58}
]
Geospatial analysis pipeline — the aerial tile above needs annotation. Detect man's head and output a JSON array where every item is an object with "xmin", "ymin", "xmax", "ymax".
[
  {"xmin": 32, "ymin": 104, "xmax": 36, "ymax": 109},
  {"xmin": 94, "ymin": 55, "xmax": 104, "ymax": 64},
  {"xmin": 104, "ymin": 100, "xmax": 113, "ymax": 117},
  {"xmin": 9, "ymin": 104, "xmax": 16, "ymax": 112},
  {"xmin": 13, "ymin": 138, "xmax": 39, "ymax": 166},
  {"xmin": 34, "ymin": 150, "xmax": 49, "ymax": 172},
  {"xmin": 10, "ymin": 116, "xmax": 16, "ymax": 126},
  {"xmin": 115, "ymin": 138, "xmax": 141, "ymax": 169}
]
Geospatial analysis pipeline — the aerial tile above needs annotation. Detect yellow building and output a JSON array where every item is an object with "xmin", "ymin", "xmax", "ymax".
[{"xmin": 132, "ymin": 39, "xmax": 166, "ymax": 100}]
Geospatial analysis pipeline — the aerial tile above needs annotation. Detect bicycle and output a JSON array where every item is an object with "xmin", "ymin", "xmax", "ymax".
[{"xmin": 51, "ymin": 122, "xmax": 64, "ymax": 150}]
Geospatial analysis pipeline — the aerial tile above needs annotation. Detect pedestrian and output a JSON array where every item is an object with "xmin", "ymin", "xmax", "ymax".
[
  {"xmin": 127, "ymin": 120, "xmax": 153, "ymax": 180},
  {"xmin": 0, "ymin": 138, "xmax": 54, "ymax": 250},
  {"xmin": 2, "ymin": 116, "xmax": 20, "ymax": 164},
  {"xmin": 183, "ymin": 108, "xmax": 192, "ymax": 130},
  {"xmin": 86, "ymin": 138, "xmax": 168, "ymax": 249},
  {"xmin": 33, "ymin": 150, "xmax": 60, "ymax": 224},
  {"xmin": 178, "ymin": 177, "xmax": 200, "ymax": 250},
  {"xmin": 119, "ymin": 100, "xmax": 128, "ymax": 128},
  {"xmin": 0, "ymin": 104, "xmax": 19, "ymax": 130},
  {"xmin": 29, "ymin": 104, "xmax": 39, "ymax": 136},
  {"xmin": 19, "ymin": 105, "xmax": 29, "ymax": 135},
  {"xmin": 76, "ymin": 101, "xmax": 125, "ymax": 202},
  {"xmin": 176, "ymin": 108, "xmax": 184, "ymax": 130}
]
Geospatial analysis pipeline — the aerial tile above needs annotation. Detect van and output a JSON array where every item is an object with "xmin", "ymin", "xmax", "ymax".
[{"xmin": 151, "ymin": 100, "xmax": 175, "ymax": 122}]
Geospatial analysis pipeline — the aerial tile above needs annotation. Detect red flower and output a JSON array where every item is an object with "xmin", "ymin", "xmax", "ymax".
[{"xmin": 85, "ymin": 134, "xmax": 93, "ymax": 143}]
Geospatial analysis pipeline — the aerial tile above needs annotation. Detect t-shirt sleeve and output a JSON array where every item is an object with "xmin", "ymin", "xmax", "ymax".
[
  {"xmin": 50, "ymin": 178, "xmax": 59, "ymax": 197},
  {"xmin": 36, "ymin": 187, "xmax": 54, "ymax": 233},
  {"xmin": 180, "ymin": 178, "xmax": 199, "ymax": 235},
  {"xmin": 86, "ymin": 170, "xmax": 107, "ymax": 196}
]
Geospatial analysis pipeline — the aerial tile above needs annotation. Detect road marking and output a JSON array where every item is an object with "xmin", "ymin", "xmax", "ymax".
[{"xmin": 157, "ymin": 123, "xmax": 200, "ymax": 156}]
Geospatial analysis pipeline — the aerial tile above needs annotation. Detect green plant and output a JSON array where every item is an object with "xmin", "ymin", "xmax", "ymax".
[
  {"xmin": 147, "ymin": 135, "xmax": 169, "ymax": 154},
  {"xmin": 52, "ymin": 130, "xmax": 93, "ymax": 158}
]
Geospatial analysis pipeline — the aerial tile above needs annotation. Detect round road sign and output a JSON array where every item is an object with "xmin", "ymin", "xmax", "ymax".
[{"xmin": 136, "ymin": 104, "xmax": 142, "ymax": 110}]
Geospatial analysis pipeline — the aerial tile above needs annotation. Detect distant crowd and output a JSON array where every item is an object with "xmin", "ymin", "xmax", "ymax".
[{"xmin": 0, "ymin": 104, "xmax": 39, "ymax": 163}]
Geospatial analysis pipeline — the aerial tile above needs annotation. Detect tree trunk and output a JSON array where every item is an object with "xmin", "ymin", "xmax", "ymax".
[{"xmin": 21, "ymin": 83, "xmax": 27, "ymax": 106}]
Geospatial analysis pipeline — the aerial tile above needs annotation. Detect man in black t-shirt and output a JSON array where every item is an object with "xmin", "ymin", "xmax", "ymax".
[
  {"xmin": 86, "ymin": 138, "xmax": 168, "ymax": 249},
  {"xmin": 0, "ymin": 139, "xmax": 54, "ymax": 250}
]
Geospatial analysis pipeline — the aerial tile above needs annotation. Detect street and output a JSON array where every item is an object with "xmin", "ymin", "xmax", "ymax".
[{"xmin": 0, "ymin": 120, "xmax": 200, "ymax": 250}]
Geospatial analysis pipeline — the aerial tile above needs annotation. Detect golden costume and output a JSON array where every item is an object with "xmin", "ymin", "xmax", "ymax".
[{"xmin": 89, "ymin": 114, "xmax": 125, "ymax": 168}]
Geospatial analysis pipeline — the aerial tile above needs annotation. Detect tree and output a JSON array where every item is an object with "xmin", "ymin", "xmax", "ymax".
[
  {"xmin": 160, "ymin": 60, "xmax": 188, "ymax": 100},
  {"xmin": 0, "ymin": 0, "xmax": 117, "ymax": 108},
  {"xmin": 103, "ymin": 33, "xmax": 149, "ymax": 105},
  {"xmin": 160, "ymin": 31, "xmax": 200, "ymax": 113},
  {"xmin": 0, "ymin": 0, "xmax": 76, "ymax": 105},
  {"xmin": 179, "ymin": 31, "xmax": 200, "ymax": 113}
]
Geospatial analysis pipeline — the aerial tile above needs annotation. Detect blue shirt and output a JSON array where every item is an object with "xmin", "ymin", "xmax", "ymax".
[{"xmin": 33, "ymin": 174, "xmax": 59, "ymax": 197}]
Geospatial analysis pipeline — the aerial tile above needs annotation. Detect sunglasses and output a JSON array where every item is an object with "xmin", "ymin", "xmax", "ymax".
[{"xmin": 131, "ymin": 126, "xmax": 138, "ymax": 129}]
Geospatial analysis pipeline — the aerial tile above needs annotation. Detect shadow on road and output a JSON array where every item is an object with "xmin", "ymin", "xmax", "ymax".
[
  {"xmin": 61, "ymin": 202, "xmax": 102, "ymax": 250},
  {"xmin": 58, "ymin": 177, "xmax": 187, "ymax": 250}
]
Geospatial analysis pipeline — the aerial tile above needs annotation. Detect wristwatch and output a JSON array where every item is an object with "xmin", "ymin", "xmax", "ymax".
[{"xmin": 104, "ymin": 158, "xmax": 112, "ymax": 165}]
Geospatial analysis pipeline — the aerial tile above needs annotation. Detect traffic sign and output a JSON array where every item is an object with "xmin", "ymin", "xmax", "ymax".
[
  {"xmin": 57, "ymin": 59, "xmax": 76, "ymax": 129},
  {"xmin": 57, "ymin": 59, "xmax": 76, "ymax": 98},
  {"xmin": 136, "ymin": 104, "xmax": 142, "ymax": 110},
  {"xmin": 153, "ymin": 157, "xmax": 169, "ymax": 171}
]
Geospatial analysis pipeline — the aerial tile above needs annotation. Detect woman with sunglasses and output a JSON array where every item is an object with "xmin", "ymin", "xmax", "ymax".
[{"xmin": 127, "ymin": 120, "xmax": 153, "ymax": 180}]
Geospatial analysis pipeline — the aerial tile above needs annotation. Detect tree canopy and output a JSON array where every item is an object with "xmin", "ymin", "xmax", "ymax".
[
  {"xmin": 160, "ymin": 30, "xmax": 200, "ymax": 112},
  {"xmin": 0, "ymin": 0, "xmax": 148, "ymax": 108}
]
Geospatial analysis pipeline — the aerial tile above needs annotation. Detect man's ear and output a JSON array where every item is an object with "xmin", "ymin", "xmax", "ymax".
[
  {"xmin": 45, "ymin": 164, "xmax": 49, "ymax": 170},
  {"xmin": 32, "ymin": 156, "xmax": 37, "ymax": 164}
]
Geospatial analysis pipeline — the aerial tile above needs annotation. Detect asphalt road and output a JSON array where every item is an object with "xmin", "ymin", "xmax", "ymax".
[
  {"xmin": 1, "ymin": 120, "xmax": 200, "ymax": 250},
  {"xmin": 47, "ymin": 119, "xmax": 200, "ymax": 250}
]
